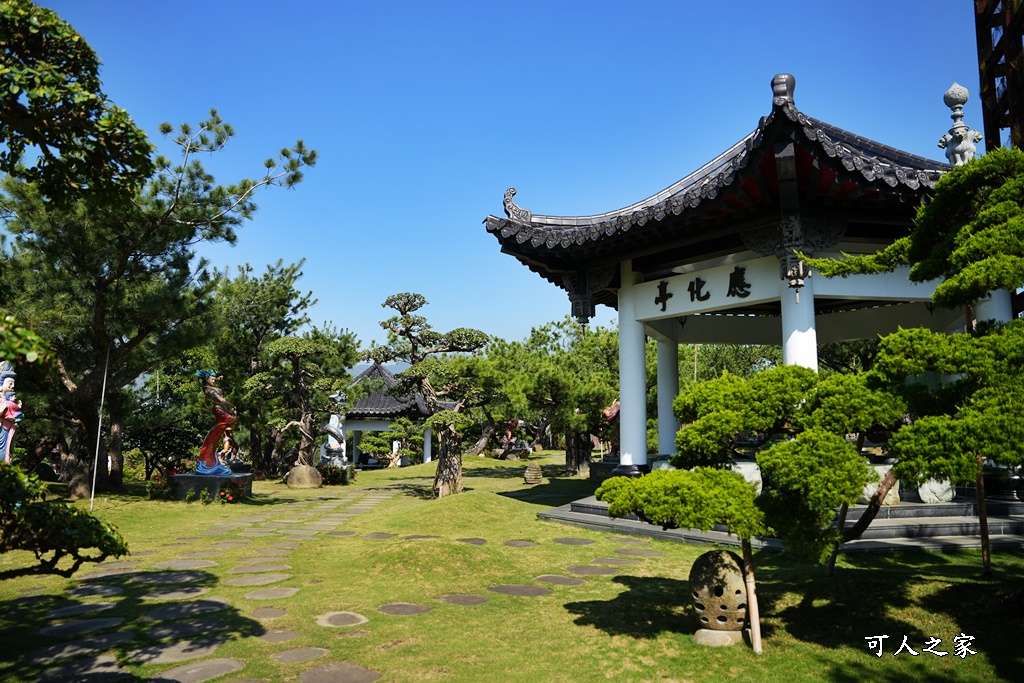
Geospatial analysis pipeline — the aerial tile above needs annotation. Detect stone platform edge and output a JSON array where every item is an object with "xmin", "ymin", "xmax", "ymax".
[{"xmin": 171, "ymin": 473, "xmax": 253, "ymax": 501}]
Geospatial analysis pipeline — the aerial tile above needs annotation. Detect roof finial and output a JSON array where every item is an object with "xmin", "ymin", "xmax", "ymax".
[
  {"xmin": 771, "ymin": 74, "xmax": 796, "ymax": 106},
  {"xmin": 938, "ymin": 82, "xmax": 982, "ymax": 166}
]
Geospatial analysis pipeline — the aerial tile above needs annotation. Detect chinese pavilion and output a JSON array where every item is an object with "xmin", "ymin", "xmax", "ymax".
[{"xmin": 485, "ymin": 74, "xmax": 1014, "ymax": 475}]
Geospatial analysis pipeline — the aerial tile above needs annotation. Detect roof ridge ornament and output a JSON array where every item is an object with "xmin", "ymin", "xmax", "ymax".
[
  {"xmin": 938, "ymin": 82, "xmax": 982, "ymax": 166},
  {"xmin": 503, "ymin": 187, "xmax": 532, "ymax": 223},
  {"xmin": 771, "ymin": 73, "xmax": 796, "ymax": 107}
]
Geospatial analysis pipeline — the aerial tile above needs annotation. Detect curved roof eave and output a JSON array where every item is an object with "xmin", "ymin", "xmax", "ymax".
[{"xmin": 484, "ymin": 99, "xmax": 950, "ymax": 255}]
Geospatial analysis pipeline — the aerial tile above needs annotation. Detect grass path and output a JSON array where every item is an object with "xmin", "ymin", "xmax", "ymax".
[{"xmin": 0, "ymin": 452, "xmax": 1022, "ymax": 682}]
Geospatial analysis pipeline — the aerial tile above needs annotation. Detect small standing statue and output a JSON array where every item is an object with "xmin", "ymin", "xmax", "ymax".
[
  {"xmin": 0, "ymin": 362, "xmax": 22, "ymax": 464},
  {"xmin": 320, "ymin": 391, "xmax": 348, "ymax": 467},
  {"xmin": 195, "ymin": 369, "xmax": 235, "ymax": 476}
]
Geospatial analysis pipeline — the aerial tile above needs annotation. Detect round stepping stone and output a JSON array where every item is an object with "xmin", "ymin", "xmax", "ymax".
[
  {"xmin": 282, "ymin": 529, "xmax": 319, "ymax": 536},
  {"xmin": 235, "ymin": 556, "xmax": 293, "ymax": 565},
  {"xmin": 98, "ymin": 559, "xmax": 143, "ymax": 569},
  {"xmin": 45, "ymin": 601, "xmax": 116, "ymax": 618},
  {"xmin": 38, "ymin": 654, "xmax": 130, "ymax": 682},
  {"xmin": 456, "ymin": 537, "xmax": 486, "ymax": 546},
  {"xmin": 142, "ymin": 586, "xmax": 210, "ymax": 601},
  {"xmin": 378, "ymin": 602, "xmax": 432, "ymax": 616},
  {"xmin": 182, "ymin": 552, "xmax": 220, "ymax": 558},
  {"xmin": 437, "ymin": 594, "xmax": 488, "ymax": 606},
  {"xmin": 403, "ymin": 534, "xmax": 439, "ymax": 540},
  {"xmin": 614, "ymin": 548, "xmax": 664, "ymax": 557},
  {"xmin": 210, "ymin": 541, "xmax": 251, "ymax": 548},
  {"xmin": 299, "ymin": 661, "xmax": 382, "ymax": 683},
  {"xmin": 272, "ymin": 647, "xmax": 328, "ymax": 663},
  {"xmin": 338, "ymin": 629, "xmax": 371, "ymax": 638},
  {"xmin": 245, "ymin": 587, "xmax": 300, "ymax": 600},
  {"xmin": 316, "ymin": 611, "xmax": 368, "ymax": 628},
  {"xmin": 259, "ymin": 628, "xmax": 300, "ymax": 643},
  {"xmin": 77, "ymin": 568, "xmax": 141, "ymax": 581},
  {"xmin": 129, "ymin": 635, "xmax": 228, "ymax": 664},
  {"xmin": 225, "ymin": 573, "xmax": 291, "ymax": 586},
  {"xmin": 487, "ymin": 584, "xmax": 552, "ymax": 597},
  {"xmin": 144, "ymin": 598, "xmax": 230, "ymax": 621},
  {"xmin": 154, "ymin": 560, "xmax": 218, "ymax": 570},
  {"xmin": 536, "ymin": 575, "xmax": 587, "ymax": 586},
  {"xmin": 148, "ymin": 619, "xmax": 228, "ymax": 641},
  {"xmin": 552, "ymin": 537, "xmax": 596, "ymax": 546},
  {"xmin": 592, "ymin": 557, "xmax": 640, "ymax": 566},
  {"xmin": 176, "ymin": 537, "xmax": 203, "ymax": 542},
  {"xmin": 39, "ymin": 617, "xmax": 125, "ymax": 636},
  {"xmin": 362, "ymin": 533, "xmax": 397, "ymax": 540},
  {"xmin": 504, "ymin": 540, "xmax": 539, "ymax": 547},
  {"xmin": 607, "ymin": 536, "xmax": 650, "ymax": 545},
  {"xmin": 269, "ymin": 542, "xmax": 302, "ymax": 549},
  {"xmin": 132, "ymin": 570, "xmax": 208, "ymax": 585},
  {"xmin": 130, "ymin": 551, "xmax": 158, "ymax": 557},
  {"xmin": 253, "ymin": 548, "xmax": 292, "ymax": 555},
  {"xmin": 228, "ymin": 563, "xmax": 291, "ymax": 574},
  {"xmin": 326, "ymin": 531, "xmax": 357, "ymax": 538},
  {"xmin": 567, "ymin": 565, "xmax": 618, "ymax": 576},
  {"xmin": 150, "ymin": 657, "xmax": 244, "ymax": 682},
  {"xmin": 26, "ymin": 630, "xmax": 133, "ymax": 664},
  {"xmin": 252, "ymin": 607, "xmax": 287, "ymax": 618}
]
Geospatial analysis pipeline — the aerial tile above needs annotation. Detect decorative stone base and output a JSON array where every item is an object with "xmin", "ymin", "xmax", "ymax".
[
  {"xmin": 692, "ymin": 628, "xmax": 747, "ymax": 647},
  {"xmin": 172, "ymin": 473, "xmax": 253, "ymax": 501}
]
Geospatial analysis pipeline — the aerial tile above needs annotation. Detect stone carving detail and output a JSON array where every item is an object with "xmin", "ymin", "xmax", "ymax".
[
  {"xmin": 743, "ymin": 218, "xmax": 843, "ymax": 292},
  {"xmin": 688, "ymin": 550, "xmax": 747, "ymax": 632},
  {"xmin": 503, "ymin": 187, "xmax": 532, "ymax": 223},
  {"xmin": 938, "ymin": 83, "xmax": 982, "ymax": 167},
  {"xmin": 562, "ymin": 265, "xmax": 616, "ymax": 324}
]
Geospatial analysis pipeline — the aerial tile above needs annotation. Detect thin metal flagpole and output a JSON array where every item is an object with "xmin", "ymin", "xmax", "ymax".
[{"xmin": 90, "ymin": 345, "xmax": 111, "ymax": 511}]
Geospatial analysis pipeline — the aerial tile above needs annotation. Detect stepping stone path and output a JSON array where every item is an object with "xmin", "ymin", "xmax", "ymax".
[
  {"xmin": 536, "ymin": 574, "xmax": 588, "ymax": 586},
  {"xmin": 28, "ymin": 489, "xmax": 668, "ymax": 682},
  {"xmin": 437, "ymin": 593, "xmax": 489, "ymax": 606},
  {"xmin": 378, "ymin": 602, "xmax": 432, "ymax": 616},
  {"xmin": 260, "ymin": 628, "xmax": 301, "ymax": 643},
  {"xmin": 487, "ymin": 584, "xmax": 553, "ymax": 597}
]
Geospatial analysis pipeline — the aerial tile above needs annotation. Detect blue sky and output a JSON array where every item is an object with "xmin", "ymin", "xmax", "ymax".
[{"xmin": 40, "ymin": 0, "xmax": 982, "ymax": 350}]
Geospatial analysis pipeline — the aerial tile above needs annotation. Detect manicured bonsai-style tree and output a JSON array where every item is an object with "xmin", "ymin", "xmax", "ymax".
[
  {"xmin": 804, "ymin": 147, "xmax": 1024, "ymax": 573},
  {"xmin": 596, "ymin": 468, "xmax": 767, "ymax": 653},
  {"xmin": 0, "ymin": 464, "xmax": 127, "ymax": 579}
]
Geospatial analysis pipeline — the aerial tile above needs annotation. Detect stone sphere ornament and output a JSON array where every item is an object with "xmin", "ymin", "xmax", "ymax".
[{"xmin": 688, "ymin": 550, "xmax": 747, "ymax": 632}]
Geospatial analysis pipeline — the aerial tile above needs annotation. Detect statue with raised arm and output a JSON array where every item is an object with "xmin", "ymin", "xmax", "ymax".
[
  {"xmin": 0, "ymin": 362, "xmax": 22, "ymax": 464},
  {"xmin": 195, "ymin": 369, "xmax": 235, "ymax": 476}
]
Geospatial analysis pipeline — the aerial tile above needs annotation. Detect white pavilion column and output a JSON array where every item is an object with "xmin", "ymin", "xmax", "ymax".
[
  {"xmin": 780, "ymin": 280, "xmax": 818, "ymax": 371},
  {"xmin": 422, "ymin": 427, "xmax": 433, "ymax": 463},
  {"xmin": 616, "ymin": 260, "xmax": 648, "ymax": 475},
  {"xmin": 657, "ymin": 339, "xmax": 679, "ymax": 456},
  {"xmin": 975, "ymin": 289, "xmax": 1014, "ymax": 324}
]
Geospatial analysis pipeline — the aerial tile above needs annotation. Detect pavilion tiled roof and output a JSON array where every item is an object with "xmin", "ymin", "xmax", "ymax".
[
  {"xmin": 344, "ymin": 361, "xmax": 429, "ymax": 420},
  {"xmin": 484, "ymin": 74, "xmax": 950, "ymax": 312}
]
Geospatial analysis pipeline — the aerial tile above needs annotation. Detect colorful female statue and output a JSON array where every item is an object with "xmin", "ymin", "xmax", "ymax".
[
  {"xmin": 195, "ymin": 369, "xmax": 235, "ymax": 476},
  {"xmin": 0, "ymin": 362, "xmax": 22, "ymax": 464}
]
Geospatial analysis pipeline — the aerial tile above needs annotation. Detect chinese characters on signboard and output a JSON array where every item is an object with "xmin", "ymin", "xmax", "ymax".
[{"xmin": 654, "ymin": 267, "xmax": 752, "ymax": 310}]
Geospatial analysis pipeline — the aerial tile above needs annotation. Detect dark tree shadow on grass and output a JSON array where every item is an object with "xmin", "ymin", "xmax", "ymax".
[
  {"xmin": 754, "ymin": 549, "xmax": 1024, "ymax": 681},
  {"xmin": 563, "ymin": 575, "xmax": 694, "ymax": 638},
  {"xmin": 0, "ymin": 569, "xmax": 265, "ymax": 682}
]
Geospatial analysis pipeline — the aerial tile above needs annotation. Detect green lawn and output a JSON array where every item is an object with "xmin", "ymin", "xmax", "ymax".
[{"xmin": 1, "ymin": 452, "xmax": 1021, "ymax": 682}]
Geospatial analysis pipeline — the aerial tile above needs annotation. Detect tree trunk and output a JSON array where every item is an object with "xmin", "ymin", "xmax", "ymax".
[
  {"xmin": 565, "ymin": 431, "xmax": 592, "ymax": 476},
  {"xmin": 825, "ymin": 502, "xmax": 849, "ymax": 576},
  {"xmin": 433, "ymin": 429, "xmax": 463, "ymax": 497},
  {"xmin": 60, "ymin": 431, "xmax": 82, "ymax": 484},
  {"xmin": 248, "ymin": 406, "xmax": 266, "ymax": 476},
  {"xmin": 741, "ymin": 539, "xmax": 763, "ymax": 654},
  {"xmin": 462, "ymin": 422, "xmax": 497, "ymax": 457},
  {"xmin": 977, "ymin": 456, "xmax": 991, "ymax": 574},
  {"xmin": 842, "ymin": 468, "xmax": 899, "ymax": 542},
  {"xmin": 264, "ymin": 425, "xmax": 284, "ymax": 477}
]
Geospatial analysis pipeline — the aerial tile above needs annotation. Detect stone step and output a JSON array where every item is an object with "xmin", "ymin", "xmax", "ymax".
[
  {"xmin": 571, "ymin": 495, "xmax": 1024, "ymax": 522},
  {"xmin": 548, "ymin": 496, "xmax": 1024, "ymax": 552}
]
